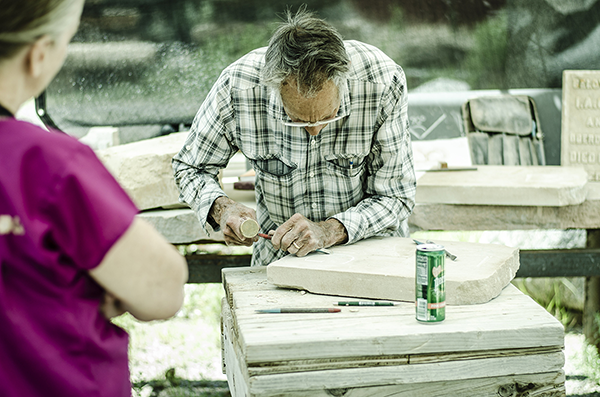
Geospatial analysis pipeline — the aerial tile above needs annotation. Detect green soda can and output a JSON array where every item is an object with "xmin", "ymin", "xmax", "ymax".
[{"xmin": 415, "ymin": 244, "xmax": 446, "ymax": 322}]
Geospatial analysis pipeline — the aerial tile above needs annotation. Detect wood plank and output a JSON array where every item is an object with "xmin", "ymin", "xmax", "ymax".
[
  {"xmin": 222, "ymin": 267, "xmax": 272, "ymax": 308},
  {"xmin": 408, "ymin": 346, "xmax": 562, "ymax": 365},
  {"xmin": 186, "ymin": 254, "xmax": 251, "ymax": 283},
  {"xmin": 248, "ymin": 352, "xmax": 564, "ymax": 395},
  {"xmin": 238, "ymin": 297, "xmax": 564, "ymax": 364},
  {"xmin": 222, "ymin": 268, "xmax": 565, "ymax": 397},
  {"xmin": 249, "ymin": 371, "xmax": 565, "ymax": 397},
  {"xmin": 247, "ymin": 346, "xmax": 561, "ymax": 377},
  {"xmin": 222, "ymin": 268, "xmax": 564, "ymax": 364},
  {"xmin": 249, "ymin": 355, "xmax": 409, "ymax": 376},
  {"xmin": 221, "ymin": 297, "xmax": 251, "ymax": 397},
  {"xmin": 584, "ymin": 230, "xmax": 600, "ymax": 350},
  {"xmin": 518, "ymin": 248, "xmax": 600, "ymax": 277},
  {"xmin": 224, "ymin": 320, "xmax": 565, "ymax": 397},
  {"xmin": 224, "ymin": 296, "xmax": 564, "ymax": 397}
]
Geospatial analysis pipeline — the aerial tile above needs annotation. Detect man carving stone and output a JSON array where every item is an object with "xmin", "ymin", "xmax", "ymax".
[{"xmin": 173, "ymin": 8, "xmax": 416, "ymax": 266}]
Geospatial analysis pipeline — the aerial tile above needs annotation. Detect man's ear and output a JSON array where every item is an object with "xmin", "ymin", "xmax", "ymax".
[{"xmin": 25, "ymin": 35, "xmax": 53, "ymax": 78}]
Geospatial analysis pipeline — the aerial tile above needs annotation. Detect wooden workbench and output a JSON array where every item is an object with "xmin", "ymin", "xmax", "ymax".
[{"xmin": 221, "ymin": 267, "xmax": 565, "ymax": 397}]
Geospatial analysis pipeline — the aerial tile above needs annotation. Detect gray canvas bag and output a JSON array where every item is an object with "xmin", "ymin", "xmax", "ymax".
[{"xmin": 462, "ymin": 95, "xmax": 546, "ymax": 166}]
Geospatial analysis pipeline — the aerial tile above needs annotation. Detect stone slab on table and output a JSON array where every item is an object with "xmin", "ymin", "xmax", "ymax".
[
  {"xmin": 139, "ymin": 208, "xmax": 222, "ymax": 244},
  {"xmin": 222, "ymin": 267, "xmax": 565, "ymax": 397},
  {"xmin": 97, "ymin": 131, "xmax": 255, "ymax": 212},
  {"xmin": 410, "ymin": 181, "xmax": 600, "ymax": 231},
  {"xmin": 95, "ymin": 129, "xmax": 587, "ymax": 221},
  {"xmin": 142, "ymin": 182, "xmax": 600, "ymax": 244},
  {"xmin": 96, "ymin": 129, "xmax": 588, "ymax": 213},
  {"xmin": 137, "ymin": 178, "xmax": 257, "ymax": 243},
  {"xmin": 266, "ymin": 236, "xmax": 519, "ymax": 305},
  {"xmin": 416, "ymin": 165, "xmax": 588, "ymax": 206}
]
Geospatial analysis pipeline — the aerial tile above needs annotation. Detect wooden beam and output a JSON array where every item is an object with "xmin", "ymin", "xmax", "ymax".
[
  {"xmin": 186, "ymin": 254, "xmax": 251, "ymax": 284},
  {"xmin": 584, "ymin": 230, "xmax": 600, "ymax": 351},
  {"xmin": 517, "ymin": 248, "xmax": 600, "ymax": 277}
]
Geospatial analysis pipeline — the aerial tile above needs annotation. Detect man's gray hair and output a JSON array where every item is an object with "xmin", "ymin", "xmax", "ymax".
[{"xmin": 262, "ymin": 7, "xmax": 350, "ymax": 98}]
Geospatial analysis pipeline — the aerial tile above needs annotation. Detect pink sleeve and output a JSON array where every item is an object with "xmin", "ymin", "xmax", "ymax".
[{"xmin": 42, "ymin": 145, "xmax": 140, "ymax": 271}]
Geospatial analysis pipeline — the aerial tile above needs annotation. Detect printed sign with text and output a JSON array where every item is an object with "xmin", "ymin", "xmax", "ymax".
[{"xmin": 562, "ymin": 70, "xmax": 600, "ymax": 181}]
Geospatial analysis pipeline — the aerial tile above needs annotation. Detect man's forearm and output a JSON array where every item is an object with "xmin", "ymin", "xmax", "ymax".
[
  {"xmin": 320, "ymin": 218, "xmax": 348, "ymax": 247},
  {"xmin": 209, "ymin": 195, "xmax": 234, "ymax": 226}
]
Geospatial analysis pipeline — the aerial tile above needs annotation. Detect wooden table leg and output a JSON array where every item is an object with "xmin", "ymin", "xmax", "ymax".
[{"xmin": 584, "ymin": 229, "xmax": 600, "ymax": 350}]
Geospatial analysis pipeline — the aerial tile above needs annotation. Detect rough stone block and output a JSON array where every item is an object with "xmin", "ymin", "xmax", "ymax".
[
  {"xmin": 416, "ymin": 165, "xmax": 588, "ymax": 206},
  {"xmin": 80, "ymin": 126, "xmax": 120, "ymax": 150},
  {"xmin": 267, "ymin": 237, "xmax": 520, "ymax": 305},
  {"xmin": 65, "ymin": 42, "xmax": 158, "ymax": 71},
  {"xmin": 97, "ymin": 132, "xmax": 187, "ymax": 210},
  {"xmin": 138, "ymin": 208, "xmax": 222, "ymax": 244}
]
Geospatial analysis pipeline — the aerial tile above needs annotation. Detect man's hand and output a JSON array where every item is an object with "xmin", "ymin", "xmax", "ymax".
[
  {"xmin": 271, "ymin": 213, "xmax": 348, "ymax": 256},
  {"xmin": 210, "ymin": 196, "xmax": 259, "ymax": 246}
]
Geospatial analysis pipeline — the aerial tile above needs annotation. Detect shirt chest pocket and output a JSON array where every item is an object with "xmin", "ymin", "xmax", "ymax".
[
  {"xmin": 249, "ymin": 154, "xmax": 297, "ymax": 178},
  {"xmin": 247, "ymin": 154, "xmax": 299, "ymax": 221},
  {"xmin": 323, "ymin": 153, "xmax": 366, "ymax": 178}
]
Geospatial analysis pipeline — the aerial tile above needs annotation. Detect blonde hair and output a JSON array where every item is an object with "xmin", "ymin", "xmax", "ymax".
[{"xmin": 0, "ymin": 0, "xmax": 84, "ymax": 59}]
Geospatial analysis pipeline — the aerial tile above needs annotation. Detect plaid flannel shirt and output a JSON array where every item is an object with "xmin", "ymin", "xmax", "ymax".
[{"xmin": 172, "ymin": 40, "xmax": 416, "ymax": 266}]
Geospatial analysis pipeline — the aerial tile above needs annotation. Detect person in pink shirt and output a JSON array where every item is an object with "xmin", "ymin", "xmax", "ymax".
[{"xmin": 0, "ymin": 1, "xmax": 188, "ymax": 396}]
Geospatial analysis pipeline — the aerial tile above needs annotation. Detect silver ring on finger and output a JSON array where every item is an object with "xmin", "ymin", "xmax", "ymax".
[{"xmin": 293, "ymin": 241, "xmax": 301, "ymax": 249}]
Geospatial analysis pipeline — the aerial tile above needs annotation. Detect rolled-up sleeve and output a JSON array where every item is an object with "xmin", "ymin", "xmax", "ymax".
[
  {"xmin": 331, "ymin": 69, "xmax": 416, "ymax": 244},
  {"xmin": 172, "ymin": 72, "xmax": 238, "ymax": 233}
]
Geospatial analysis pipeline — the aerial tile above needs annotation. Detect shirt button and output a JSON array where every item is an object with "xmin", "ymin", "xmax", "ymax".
[
  {"xmin": 312, "ymin": 203, "xmax": 317, "ymax": 209},
  {"xmin": 309, "ymin": 172, "xmax": 314, "ymax": 177},
  {"xmin": 186, "ymin": 145, "xmax": 192, "ymax": 150},
  {"xmin": 311, "ymin": 139, "xmax": 316, "ymax": 145}
]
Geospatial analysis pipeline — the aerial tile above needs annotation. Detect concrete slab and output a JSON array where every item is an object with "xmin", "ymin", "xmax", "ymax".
[
  {"xmin": 416, "ymin": 165, "xmax": 588, "ymax": 206},
  {"xmin": 267, "ymin": 237, "xmax": 519, "ymax": 305}
]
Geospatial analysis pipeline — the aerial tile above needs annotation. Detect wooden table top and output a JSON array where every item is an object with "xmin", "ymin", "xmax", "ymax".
[{"xmin": 223, "ymin": 267, "xmax": 564, "ymax": 364}]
